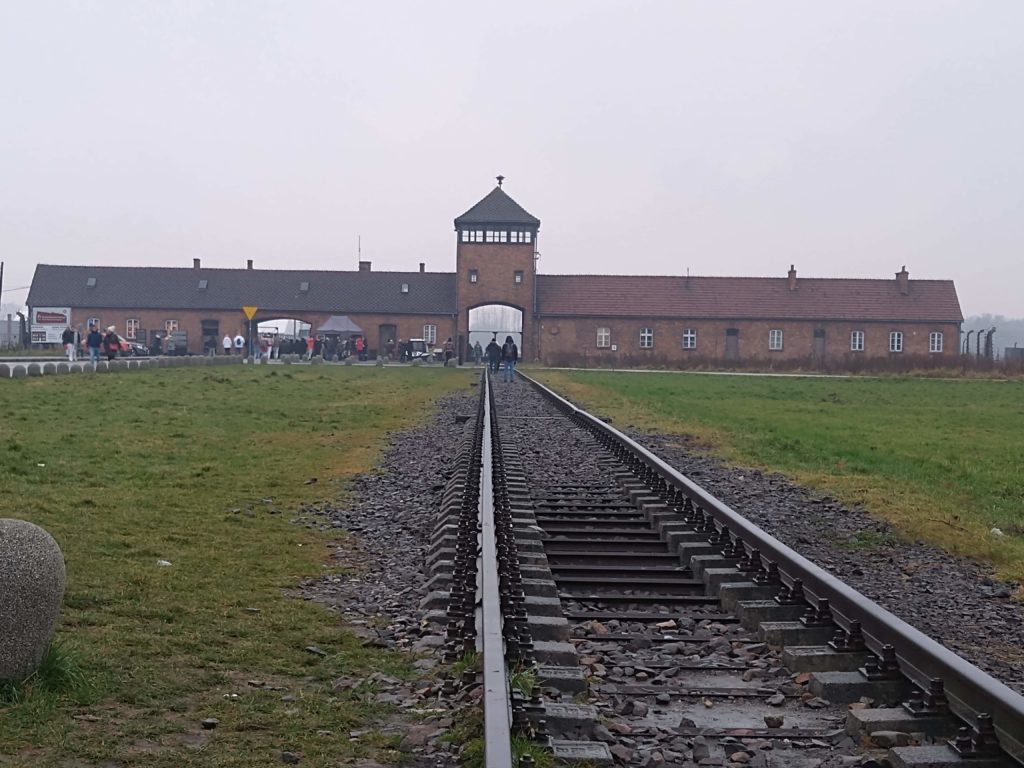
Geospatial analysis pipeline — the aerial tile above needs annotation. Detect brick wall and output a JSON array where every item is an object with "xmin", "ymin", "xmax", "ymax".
[{"xmin": 537, "ymin": 317, "xmax": 961, "ymax": 366}]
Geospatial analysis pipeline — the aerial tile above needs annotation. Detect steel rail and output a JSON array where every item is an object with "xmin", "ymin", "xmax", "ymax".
[
  {"xmin": 479, "ymin": 372, "xmax": 515, "ymax": 768},
  {"xmin": 522, "ymin": 372, "xmax": 1024, "ymax": 764}
]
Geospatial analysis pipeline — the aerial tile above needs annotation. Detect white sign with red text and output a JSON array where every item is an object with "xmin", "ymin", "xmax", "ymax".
[{"xmin": 30, "ymin": 307, "xmax": 72, "ymax": 344}]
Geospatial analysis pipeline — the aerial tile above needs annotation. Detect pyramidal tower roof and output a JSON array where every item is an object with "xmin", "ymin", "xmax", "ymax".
[{"xmin": 454, "ymin": 178, "xmax": 540, "ymax": 228}]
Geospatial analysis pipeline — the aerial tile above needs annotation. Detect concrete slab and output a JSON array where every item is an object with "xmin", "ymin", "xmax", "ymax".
[
  {"xmin": 524, "ymin": 595, "xmax": 564, "ymax": 617},
  {"xmin": 809, "ymin": 671, "xmax": 910, "ymax": 706},
  {"xmin": 887, "ymin": 745, "xmax": 1008, "ymax": 768},
  {"xmin": 549, "ymin": 739, "xmax": 613, "ymax": 765},
  {"xmin": 759, "ymin": 621, "xmax": 835, "ymax": 649},
  {"xmin": 737, "ymin": 601, "xmax": 806, "ymax": 629},
  {"xmin": 533, "ymin": 640, "xmax": 578, "ymax": 666},
  {"xmin": 536, "ymin": 664, "xmax": 588, "ymax": 694},
  {"xmin": 782, "ymin": 645, "xmax": 870, "ymax": 672},
  {"xmin": 718, "ymin": 583, "xmax": 777, "ymax": 611},
  {"xmin": 701, "ymin": 567, "xmax": 746, "ymax": 594},
  {"xmin": 845, "ymin": 707, "xmax": 955, "ymax": 739},
  {"xmin": 528, "ymin": 616, "xmax": 570, "ymax": 642}
]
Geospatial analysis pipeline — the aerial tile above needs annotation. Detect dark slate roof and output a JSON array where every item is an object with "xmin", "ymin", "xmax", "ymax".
[
  {"xmin": 28, "ymin": 264, "xmax": 457, "ymax": 315},
  {"xmin": 536, "ymin": 274, "xmax": 964, "ymax": 323},
  {"xmin": 454, "ymin": 186, "xmax": 540, "ymax": 227}
]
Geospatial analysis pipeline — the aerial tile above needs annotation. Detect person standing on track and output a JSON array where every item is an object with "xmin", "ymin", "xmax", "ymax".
[
  {"xmin": 222, "ymin": 333, "xmax": 232, "ymax": 356},
  {"xmin": 501, "ymin": 335, "xmax": 518, "ymax": 383},
  {"xmin": 486, "ymin": 336, "xmax": 501, "ymax": 372}
]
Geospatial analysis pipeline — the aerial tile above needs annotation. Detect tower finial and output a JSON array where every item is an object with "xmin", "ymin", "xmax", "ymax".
[{"xmin": 496, "ymin": 175, "xmax": 504, "ymax": 188}]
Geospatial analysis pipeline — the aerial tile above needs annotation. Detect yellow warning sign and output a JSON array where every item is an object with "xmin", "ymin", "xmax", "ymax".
[{"xmin": 242, "ymin": 306, "xmax": 258, "ymax": 320}]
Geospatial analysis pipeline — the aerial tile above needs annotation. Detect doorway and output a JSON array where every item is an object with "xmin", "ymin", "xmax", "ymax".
[
  {"xmin": 201, "ymin": 320, "xmax": 219, "ymax": 355},
  {"xmin": 468, "ymin": 305, "xmax": 523, "ymax": 362},
  {"xmin": 813, "ymin": 329, "xmax": 826, "ymax": 363},
  {"xmin": 378, "ymin": 324, "xmax": 397, "ymax": 360},
  {"xmin": 725, "ymin": 328, "xmax": 740, "ymax": 361}
]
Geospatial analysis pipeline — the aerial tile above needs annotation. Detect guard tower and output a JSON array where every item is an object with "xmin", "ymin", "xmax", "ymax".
[{"xmin": 454, "ymin": 177, "xmax": 540, "ymax": 361}]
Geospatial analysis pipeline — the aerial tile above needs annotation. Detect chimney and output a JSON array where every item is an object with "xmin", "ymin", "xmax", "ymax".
[
  {"xmin": 419, "ymin": 262, "xmax": 425, "ymax": 273},
  {"xmin": 247, "ymin": 259, "xmax": 253, "ymax": 270},
  {"xmin": 358, "ymin": 260, "xmax": 371, "ymax": 272},
  {"xmin": 193, "ymin": 258, "xmax": 201, "ymax": 270},
  {"xmin": 896, "ymin": 265, "xmax": 909, "ymax": 295},
  {"xmin": 787, "ymin": 264, "xmax": 797, "ymax": 291}
]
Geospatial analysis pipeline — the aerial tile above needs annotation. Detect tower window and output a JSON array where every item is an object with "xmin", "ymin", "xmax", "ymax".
[
  {"xmin": 460, "ymin": 230, "xmax": 485, "ymax": 243},
  {"xmin": 514, "ymin": 271, "xmax": 524, "ymax": 284},
  {"xmin": 469, "ymin": 269, "xmax": 479, "ymax": 284},
  {"xmin": 510, "ymin": 230, "xmax": 532, "ymax": 244},
  {"xmin": 485, "ymin": 230, "xmax": 508, "ymax": 243}
]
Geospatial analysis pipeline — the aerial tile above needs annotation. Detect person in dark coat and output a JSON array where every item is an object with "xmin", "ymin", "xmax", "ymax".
[
  {"xmin": 86, "ymin": 325, "xmax": 103, "ymax": 365},
  {"xmin": 501, "ymin": 335, "xmax": 518, "ymax": 382},
  {"xmin": 485, "ymin": 336, "xmax": 501, "ymax": 372}
]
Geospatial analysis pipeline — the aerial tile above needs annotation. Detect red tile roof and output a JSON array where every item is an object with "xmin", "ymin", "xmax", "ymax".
[{"xmin": 536, "ymin": 275, "xmax": 963, "ymax": 323}]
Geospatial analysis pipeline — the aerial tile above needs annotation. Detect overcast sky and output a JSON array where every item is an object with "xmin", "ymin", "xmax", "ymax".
[{"xmin": 2, "ymin": 1, "xmax": 1022, "ymax": 317}]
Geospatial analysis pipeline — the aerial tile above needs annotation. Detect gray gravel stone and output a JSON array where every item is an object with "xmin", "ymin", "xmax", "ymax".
[{"xmin": 0, "ymin": 519, "xmax": 66, "ymax": 682}]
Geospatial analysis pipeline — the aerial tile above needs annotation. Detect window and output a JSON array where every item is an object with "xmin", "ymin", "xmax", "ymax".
[
  {"xmin": 460, "ymin": 230, "xmax": 484, "ymax": 243},
  {"xmin": 299, "ymin": 281, "xmax": 309, "ymax": 292},
  {"xmin": 165, "ymin": 320, "xmax": 179, "ymax": 334},
  {"xmin": 400, "ymin": 283, "xmax": 409, "ymax": 294},
  {"xmin": 929, "ymin": 331, "xmax": 943, "ymax": 353},
  {"xmin": 485, "ymin": 230, "xmax": 508, "ymax": 243},
  {"xmin": 423, "ymin": 324, "xmax": 437, "ymax": 345},
  {"xmin": 469, "ymin": 269, "xmax": 478, "ymax": 284},
  {"xmin": 639, "ymin": 328, "xmax": 654, "ymax": 349},
  {"xmin": 510, "ymin": 230, "xmax": 532, "ymax": 244},
  {"xmin": 889, "ymin": 331, "xmax": 903, "ymax": 353},
  {"xmin": 596, "ymin": 327, "xmax": 611, "ymax": 348},
  {"xmin": 86, "ymin": 277, "xmax": 97, "ymax": 287},
  {"xmin": 682, "ymin": 328, "xmax": 697, "ymax": 350},
  {"xmin": 768, "ymin": 329, "xmax": 783, "ymax": 351},
  {"xmin": 126, "ymin": 319, "xmax": 140, "ymax": 340},
  {"xmin": 850, "ymin": 330, "xmax": 865, "ymax": 352},
  {"xmin": 514, "ymin": 271, "xmax": 524, "ymax": 284},
  {"xmin": 198, "ymin": 279, "xmax": 208, "ymax": 289}
]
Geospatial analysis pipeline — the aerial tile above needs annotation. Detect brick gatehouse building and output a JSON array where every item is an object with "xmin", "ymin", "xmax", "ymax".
[{"xmin": 28, "ymin": 180, "xmax": 963, "ymax": 365}]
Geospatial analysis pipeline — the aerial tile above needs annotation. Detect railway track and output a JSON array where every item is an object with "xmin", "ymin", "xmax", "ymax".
[{"xmin": 423, "ymin": 371, "xmax": 1024, "ymax": 767}]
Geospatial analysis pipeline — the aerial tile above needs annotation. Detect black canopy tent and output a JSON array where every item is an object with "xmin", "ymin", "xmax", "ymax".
[{"xmin": 315, "ymin": 315, "xmax": 364, "ymax": 337}]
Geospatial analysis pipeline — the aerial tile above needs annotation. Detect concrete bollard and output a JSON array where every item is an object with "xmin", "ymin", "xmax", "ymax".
[
  {"xmin": 0, "ymin": 364, "xmax": 10, "ymax": 378},
  {"xmin": 0, "ymin": 519, "xmax": 66, "ymax": 683},
  {"xmin": 55, "ymin": 363, "xmax": 70, "ymax": 374},
  {"xmin": 11, "ymin": 366, "xmax": 27, "ymax": 379},
  {"xmin": 42, "ymin": 362, "xmax": 57, "ymax": 375},
  {"xmin": 27, "ymin": 363, "xmax": 43, "ymax": 377}
]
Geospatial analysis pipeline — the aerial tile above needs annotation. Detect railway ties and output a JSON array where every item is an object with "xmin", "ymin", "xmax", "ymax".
[{"xmin": 422, "ymin": 373, "xmax": 1023, "ymax": 767}]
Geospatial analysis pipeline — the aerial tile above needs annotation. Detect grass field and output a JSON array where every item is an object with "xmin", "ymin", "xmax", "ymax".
[
  {"xmin": 533, "ymin": 370, "xmax": 1024, "ymax": 583},
  {"xmin": 0, "ymin": 365, "xmax": 469, "ymax": 767}
]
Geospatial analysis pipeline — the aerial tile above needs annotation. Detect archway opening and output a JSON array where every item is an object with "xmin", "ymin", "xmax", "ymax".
[
  {"xmin": 258, "ymin": 317, "xmax": 313, "ymax": 357},
  {"xmin": 468, "ymin": 305, "xmax": 523, "ymax": 361}
]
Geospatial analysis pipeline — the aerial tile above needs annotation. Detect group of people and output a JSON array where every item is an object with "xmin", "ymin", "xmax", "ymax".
[
  {"xmin": 480, "ymin": 335, "xmax": 518, "ymax": 382},
  {"xmin": 221, "ymin": 333, "xmax": 249, "ymax": 356},
  {"xmin": 61, "ymin": 325, "xmax": 121, "ymax": 364}
]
